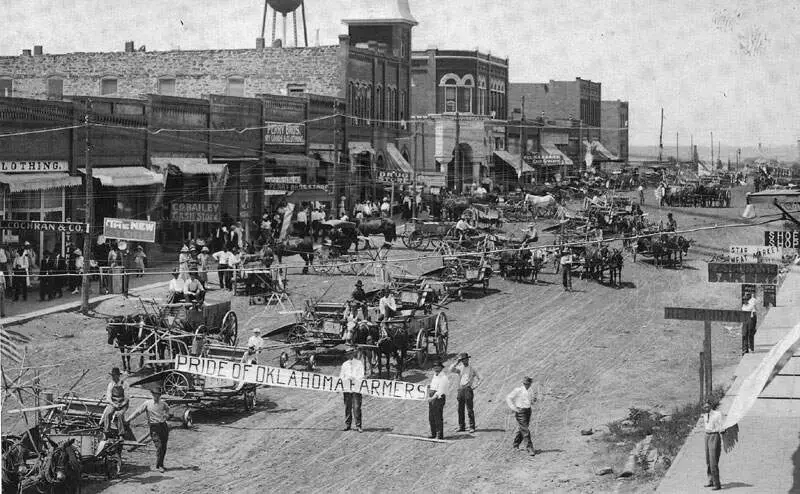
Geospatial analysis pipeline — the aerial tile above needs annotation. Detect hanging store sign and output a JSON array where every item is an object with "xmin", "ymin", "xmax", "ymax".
[
  {"xmin": 763, "ymin": 284, "xmax": 776, "ymax": 307},
  {"xmin": 728, "ymin": 245, "xmax": 783, "ymax": 263},
  {"xmin": 264, "ymin": 123, "xmax": 305, "ymax": 146},
  {"xmin": 170, "ymin": 202, "xmax": 222, "ymax": 223},
  {"xmin": 0, "ymin": 160, "xmax": 69, "ymax": 173},
  {"xmin": 263, "ymin": 177, "xmax": 331, "ymax": 192},
  {"xmin": 0, "ymin": 219, "xmax": 87, "ymax": 233},
  {"xmin": 264, "ymin": 176, "xmax": 302, "ymax": 184},
  {"xmin": 103, "ymin": 218, "xmax": 157, "ymax": 243},
  {"xmin": 740, "ymin": 284, "xmax": 756, "ymax": 305},
  {"xmin": 764, "ymin": 231, "xmax": 800, "ymax": 249},
  {"xmin": 707, "ymin": 262, "xmax": 778, "ymax": 284},
  {"xmin": 377, "ymin": 170, "xmax": 412, "ymax": 184},
  {"xmin": 524, "ymin": 153, "xmax": 562, "ymax": 166}
]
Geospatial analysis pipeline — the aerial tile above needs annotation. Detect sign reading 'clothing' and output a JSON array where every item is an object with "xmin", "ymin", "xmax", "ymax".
[
  {"xmin": 174, "ymin": 355, "xmax": 429, "ymax": 401},
  {"xmin": 264, "ymin": 123, "xmax": 305, "ymax": 145},
  {"xmin": 170, "ymin": 202, "xmax": 221, "ymax": 223},
  {"xmin": 103, "ymin": 218, "xmax": 157, "ymax": 243},
  {"xmin": 0, "ymin": 160, "xmax": 68, "ymax": 173},
  {"xmin": 0, "ymin": 220, "xmax": 87, "ymax": 233}
]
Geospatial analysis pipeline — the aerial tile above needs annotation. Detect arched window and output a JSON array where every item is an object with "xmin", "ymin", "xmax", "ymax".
[
  {"xmin": 477, "ymin": 76, "xmax": 487, "ymax": 116},
  {"xmin": 459, "ymin": 75, "xmax": 474, "ymax": 113},
  {"xmin": 375, "ymin": 85, "xmax": 383, "ymax": 123},
  {"xmin": 366, "ymin": 84, "xmax": 372, "ymax": 125},
  {"xmin": 439, "ymin": 74, "xmax": 459, "ymax": 113},
  {"xmin": 399, "ymin": 90, "xmax": 407, "ymax": 123}
]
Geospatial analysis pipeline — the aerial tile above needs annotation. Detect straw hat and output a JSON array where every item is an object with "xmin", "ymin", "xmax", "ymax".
[
  {"xmin": 251, "ymin": 328, "xmax": 262, "ymax": 333},
  {"xmin": 180, "ymin": 246, "xmax": 189, "ymax": 253}
]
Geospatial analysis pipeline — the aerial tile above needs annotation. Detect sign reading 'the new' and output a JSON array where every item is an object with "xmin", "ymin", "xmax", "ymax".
[
  {"xmin": 171, "ymin": 202, "xmax": 221, "ymax": 223},
  {"xmin": 264, "ymin": 123, "xmax": 305, "ymax": 146},
  {"xmin": 764, "ymin": 231, "xmax": 799, "ymax": 249},
  {"xmin": 103, "ymin": 218, "xmax": 157, "ymax": 243},
  {"xmin": 0, "ymin": 161, "xmax": 68, "ymax": 173}
]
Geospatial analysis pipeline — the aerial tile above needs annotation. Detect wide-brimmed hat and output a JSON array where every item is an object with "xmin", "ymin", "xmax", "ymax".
[
  {"xmin": 73, "ymin": 249, "xmax": 82, "ymax": 256},
  {"xmin": 136, "ymin": 245, "xmax": 144, "ymax": 250},
  {"xmin": 458, "ymin": 352, "xmax": 470, "ymax": 361},
  {"xmin": 201, "ymin": 246, "xmax": 209, "ymax": 253},
  {"xmin": 180, "ymin": 246, "xmax": 189, "ymax": 253},
  {"xmin": 251, "ymin": 328, "xmax": 262, "ymax": 333},
  {"xmin": 110, "ymin": 367, "xmax": 122, "ymax": 376},
  {"xmin": 432, "ymin": 360, "xmax": 444, "ymax": 369},
  {"xmin": 355, "ymin": 280, "xmax": 363, "ymax": 287},
  {"xmin": 189, "ymin": 246, "xmax": 197, "ymax": 252},
  {"xmin": 523, "ymin": 376, "xmax": 533, "ymax": 384}
]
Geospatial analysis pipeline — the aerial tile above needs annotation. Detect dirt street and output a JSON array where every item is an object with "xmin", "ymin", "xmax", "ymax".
[{"xmin": 2, "ymin": 189, "xmax": 777, "ymax": 493}]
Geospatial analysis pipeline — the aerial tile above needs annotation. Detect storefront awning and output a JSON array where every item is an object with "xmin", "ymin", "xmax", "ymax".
[
  {"xmin": 494, "ymin": 150, "xmax": 534, "ymax": 175},
  {"xmin": 386, "ymin": 143, "xmax": 415, "ymax": 174},
  {"xmin": 542, "ymin": 144, "xmax": 574, "ymax": 165},
  {"xmin": 287, "ymin": 188, "xmax": 333, "ymax": 203},
  {"xmin": 151, "ymin": 157, "xmax": 227, "ymax": 175},
  {"xmin": 349, "ymin": 142, "xmax": 375, "ymax": 156},
  {"xmin": 79, "ymin": 167, "xmax": 163, "ymax": 187},
  {"xmin": 584, "ymin": 140, "xmax": 620, "ymax": 161},
  {"xmin": 0, "ymin": 173, "xmax": 82, "ymax": 193}
]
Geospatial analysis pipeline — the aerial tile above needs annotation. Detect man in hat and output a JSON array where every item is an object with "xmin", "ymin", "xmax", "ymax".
[
  {"xmin": 666, "ymin": 213, "xmax": 677, "ymax": 232},
  {"xmin": 339, "ymin": 349, "xmax": 365, "ymax": 432},
  {"xmin": 127, "ymin": 386, "xmax": 172, "ymax": 473},
  {"xmin": 702, "ymin": 400, "xmax": 724, "ymax": 490},
  {"xmin": 380, "ymin": 197, "xmax": 391, "ymax": 217},
  {"xmin": 101, "ymin": 367, "xmax": 129, "ymax": 435},
  {"xmin": 167, "ymin": 269, "xmax": 184, "ymax": 303},
  {"xmin": 741, "ymin": 294, "xmax": 759, "ymax": 355},
  {"xmin": 184, "ymin": 271, "xmax": 205, "ymax": 304},
  {"xmin": 505, "ymin": 377, "xmax": 539, "ymax": 455},
  {"xmin": 71, "ymin": 248, "xmax": 84, "ymax": 295},
  {"xmin": 449, "ymin": 353, "xmax": 481, "ymax": 433},
  {"xmin": 559, "ymin": 249, "xmax": 573, "ymax": 291},
  {"xmin": 427, "ymin": 360, "xmax": 450, "ymax": 439},
  {"xmin": 247, "ymin": 328, "xmax": 264, "ymax": 352},
  {"xmin": 351, "ymin": 280, "xmax": 369, "ymax": 320},
  {"xmin": 378, "ymin": 289, "xmax": 397, "ymax": 320}
]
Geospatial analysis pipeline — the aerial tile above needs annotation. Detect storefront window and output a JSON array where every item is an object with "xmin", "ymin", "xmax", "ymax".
[{"xmin": 8, "ymin": 189, "xmax": 64, "ymax": 256}]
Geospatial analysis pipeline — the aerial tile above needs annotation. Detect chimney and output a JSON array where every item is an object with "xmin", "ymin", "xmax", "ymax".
[
  {"xmin": 256, "ymin": 37, "xmax": 265, "ymax": 49},
  {"xmin": 272, "ymin": 38, "xmax": 283, "ymax": 48},
  {"xmin": 21, "ymin": 49, "xmax": 32, "ymax": 57},
  {"xmin": 125, "ymin": 41, "xmax": 135, "ymax": 53},
  {"xmin": 33, "ymin": 45, "xmax": 43, "ymax": 56},
  {"xmin": 367, "ymin": 41, "xmax": 379, "ymax": 52}
]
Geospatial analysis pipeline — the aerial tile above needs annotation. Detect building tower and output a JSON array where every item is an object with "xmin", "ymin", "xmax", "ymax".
[{"xmin": 261, "ymin": 0, "xmax": 308, "ymax": 47}]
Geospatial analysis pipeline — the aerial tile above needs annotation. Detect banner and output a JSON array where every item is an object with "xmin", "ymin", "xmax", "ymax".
[
  {"xmin": 0, "ymin": 160, "xmax": 68, "ymax": 173},
  {"xmin": 728, "ymin": 245, "xmax": 782, "ymax": 263},
  {"xmin": 0, "ymin": 219, "xmax": 87, "ymax": 233},
  {"xmin": 171, "ymin": 201, "xmax": 221, "ymax": 223},
  {"xmin": 175, "ymin": 355, "xmax": 429, "ymax": 401},
  {"xmin": 707, "ymin": 262, "xmax": 778, "ymax": 284},
  {"xmin": 103, "ymin": 218, "xmax": 157, "ymax": 242},
  {"xmin": 279, "ymin": 202, "xmax": 295, "ymax": 241}
]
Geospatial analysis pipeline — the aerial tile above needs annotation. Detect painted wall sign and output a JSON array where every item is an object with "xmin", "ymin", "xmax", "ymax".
[
  {"xmin": 264, "ymin": 123, "xmax": 305, "ymax": 145},
  {"xmin": 740, "ymin": 284, "xmax": 756, "ymax": 306},
  {"xmin": 707, "ymin": 262, "xmax": 779, "ymax": 284},
  {"xmin": 728, "ymin": 245, "xmax": 783, "ymax": 263},
  {"xmin": 0, "ymin": 219, "xmax": 87, "ymax": 233},
  {"xmin": 764, "ymin": 231, "xmax": 799, "ymax": 249},
  {"xmin": 377, "ymin": 170, "xmax": 412, "ymax": 184},
  {"xmin": 664, "ymin": 307, "xmax": 752, "ymax": 323},
  {"xmin": 763, "ymin": 284, "xmax": 776, "ymax": 308},
  {"xmin": 103, "ymin": 218, "xmax": 157, "ymax": 242},
  {"xmin": 175, "ymin": 355, "xmax": 429, "ymax": 401},
  {"xmin": 170, "ymin": 202, "xmax": 221, "ymax": 223},
  {"xmin": 0, "ymin": 160, "xmax": 68, "ymax": 173}
]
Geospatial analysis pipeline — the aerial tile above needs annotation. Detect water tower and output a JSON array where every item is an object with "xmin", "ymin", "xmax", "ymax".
[{"xmin": 261, "ymin": 0, "xmax": 308, "ymax": 47}]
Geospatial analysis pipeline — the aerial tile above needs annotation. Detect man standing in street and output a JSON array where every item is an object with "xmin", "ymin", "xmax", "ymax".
[
  {"xmin": 638, "ymin": 184, "xmax": 645, "ymax": 205},
  {"xmin": 702, "ymin": 400, "xmax": 724, "ymax": 490},
  {"xmin": 560, "ymin": 249, "xmax": 573, "ymax": 292},
  {"xmin": 666, "ymin": 213, "xmax": 677, "ymax": 232},
  {"xmin": 427, "ymin": 360, "xmax": 449, "ymax": 439},
  {"xmin": 506, "ymin": 377, "xmax": 538, "ymax": 455},
  {"xmin": 449, "ymin": 353, "xmax": 481, "ymax": 433},
  {"xmin": 340, "ymin": 349, "xmax": 365, "ymax": 432},
  {"xmin": 126, "ymin": 387, "xmax": 172, "ymax": 473},
  {"xmin": 741, "ymin": 294, "xmax": 758, "ymax": 355}
]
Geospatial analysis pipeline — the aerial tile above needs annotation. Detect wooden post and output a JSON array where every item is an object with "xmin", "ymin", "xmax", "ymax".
[
  {"xmin": 704, "ymin": 320, "xmax": 712, "ymax": 398},
  {"xmin": 699, "ymin": 351, "xmax": 705, "ymax": 404}
]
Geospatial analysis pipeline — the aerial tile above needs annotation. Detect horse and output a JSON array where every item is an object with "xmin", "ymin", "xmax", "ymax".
[
  {"xmin": 106, "ymin": 314, "xmax": 149, "ymax": 372},
  {"xmin": 442, "ymin": 196, "xmax": 471, "ymax": 221},
  {"xmin": 530, "ymin": 249, "xmax": 545, "ymax": 283},
  {"xmin": 523, "ymin": 193, "xmax": 557, "ymax": 218},
  {"xmin": 608, "ymin": 249, "xmax": 624, "ymax": 286},
  {"xmin": 583, "ymin": 244, "xmax": 609, "ymax": 281},
  {"xmin": 498, "ymin": 248, "xmax": 532, "ymax": 281},
  {"xmin": 662, "ymin": 235, "xmax": 693, "ymax": 267},
  {"xmin": 351, "ymin": 319, "xmax": 379, "ymax": 376},
  {"xmin": 636, "ymin": 236, "xmax": 669, "ymax": 268},
  {"xmin": 355, "ymin": 218, "xmax": 397, "ymax": 244},
  {"xmin": 272, "ymin": 236, "xmax": 315, "ymax": 274},
  {"xmin": 376, "ymin": 321, "xmax": 409, "ymax": 379}
]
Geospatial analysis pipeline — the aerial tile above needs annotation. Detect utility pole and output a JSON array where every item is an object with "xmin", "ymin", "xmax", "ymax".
[
  {"xmin": 711, "ymin": 131, "xmax": 714, "ymax": 169},
  {"xmin": 690, "ymin": 134, "xmax": 694, "ymax": 164},
  {"xmin": 519, "ymin": 99, "xmax": 525, "ymax": 185},
  {"xmin": 80, "ymin": 100, "xmax": 93, "ymax": 314},
  {"xmin": 412, "ymin": 121, "xmax": 418, "ymax": 218},
  {"xmin": 658, "ymin": 108, "xmax": 664, "ymax": 164},
  {"xmin": 455, "ymin": 111, "xmax": 461, "ymax": 193},
  {"xmin": 676, "ymin": 132, "xmax": 679, "ymax": 164},
  {"xmin": 737, "ymin": 148, "xmax": 741, "ymax": 171}
]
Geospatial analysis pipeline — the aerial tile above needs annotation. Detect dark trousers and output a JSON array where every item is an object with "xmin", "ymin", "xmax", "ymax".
[
  {"xmin": 561, "ymin": 265, "xmax": 572, "ymax": 289},
  {"xmin": 150, "ymin": 422, "xmax": 169, "ymax": 468},
  {"xmin": 457, "ymin": 386, "xmax": 475, "ymax": 430},
  {"xmin": 217, "ymin": 265, "xmax": 231, "ymax": 289},
  {"xmin": 513, "ymin": 407, "xmax": 534, "ymax": 451},
  {"xmin": 705, "ymin": 432, "xmax": 721, "ymax": 488},
  {"xmin": 39, "ymin": 273, "xmax": 51, "ymax": 301},
  {"xmin": 741, "ymin": 315, "xmax": 756, "ymax": 353},
  {"xmin": 343, "ymin": 392, "xmax": 362, "ymax": 428},
  {"xmin": 428, "ymin": 396, "xmax": 445, "ymax": 438},
  {"xmin": 13, "ymin": 269, "xmax": 27, "ymax": 300}
]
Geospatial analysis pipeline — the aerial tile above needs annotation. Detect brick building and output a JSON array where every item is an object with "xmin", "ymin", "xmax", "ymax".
[
  {"xmin": 601, "ymin": 100, "xmax": 629, "ymax": 162},
  {"xmin": 410, "ymin": 49, "xmax": 509, "ymax": 192}
]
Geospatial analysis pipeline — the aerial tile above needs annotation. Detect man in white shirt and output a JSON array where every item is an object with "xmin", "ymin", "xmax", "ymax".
[
  {"xmin": 741, "ymin": 294, "xmax": 758, "ymax": 355},
  {"xmin": 506, "ymin": 377, "xmax": 538, "ymax": 455},
  {"xmin": 702, "ymin": 401, "xmax": 724, "ymax": 490},
  {"xmin": 378, "ymin": 290, "xmax": 397, "ymax": 320},
  {"xmin": 380, "ymin": 197, "xmax": 390, "ymax": 217},
  {"xmin": 247, "ymin": 328, "xmax": 263, "ymax": 352},
  {"xmin": 167, "ymin": 270, "xmax": 184, "ymax": 302},
  {"xmin": 560, "ymin": 250, "xmax": 573, "ymax": 291},
  {"xmin": 449, "ymin": 353, "xmax": 481, "ymax": 433},
  {"xmin": 339, "ymin": 349, "xmax": 365, "ymax": 432},
  {"xmin": 212, "ymin": 247, "xmax": 232, "ymax": 290},
  {"xmin": 427, "ymin": 360, "xmax": 449, "ymax": 439}
]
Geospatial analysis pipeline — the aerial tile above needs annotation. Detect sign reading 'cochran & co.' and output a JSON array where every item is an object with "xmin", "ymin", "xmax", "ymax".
[
  {"xmin": 0, "ymin": 220, "xmax": 87, "ymax": 233},
  {"xmin": 170, "ymin": 202, "xmax": 221, "ymax": 223},
  {"xmin": 0, "ymin": 161, "xmax": 69, "ymax": 173}
]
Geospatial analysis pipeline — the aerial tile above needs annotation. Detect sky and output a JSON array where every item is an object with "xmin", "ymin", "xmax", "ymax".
[{"xmin": 2, "ymin": 0, "xmax": 799, "ymax": 151}]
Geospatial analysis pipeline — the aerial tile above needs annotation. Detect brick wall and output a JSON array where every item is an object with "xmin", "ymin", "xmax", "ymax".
[
  {"xmin": 601, "ymin": 100, "xmax": 629, "ymax": 160},
  {"xmin": 0, "ymin": 46, "xmax": 343, "ymax": 101}
]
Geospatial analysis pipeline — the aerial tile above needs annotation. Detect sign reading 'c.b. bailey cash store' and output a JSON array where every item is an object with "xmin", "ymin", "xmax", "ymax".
[{"xmin": 1, "ymin": 161, "xmax": 68, "ymax": 172}]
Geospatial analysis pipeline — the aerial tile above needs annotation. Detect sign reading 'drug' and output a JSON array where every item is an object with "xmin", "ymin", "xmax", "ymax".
[{"xmin": 175, "ymin": 355, "xmax": 429, "ymax": 401}]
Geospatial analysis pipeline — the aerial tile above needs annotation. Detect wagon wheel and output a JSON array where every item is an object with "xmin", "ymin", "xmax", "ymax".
[
  {"xmin": 349, "ymin": 258, "xmax": 369, "ymax": 276},
  {"xmin": 401, "ymin": 230, "xmax": 413, "ymax": 249},
  {"xmin": 287, "ymin": 324, "xmax": 307, "ymax": 345},
  {"xmin": 415, "ymin": 329, "xmax": 430, "ymax": 367},
  {"xmin": 220, "ymin": 311, "xmax": 238, "ymax": 346},
  {"xmin": 279, "ymin": 352, "xmax": 290, "ymax": 368},
  {"xmin": 162, "ymin": 371, "xmax": 190, "ymax": 398},
  {"xmin": 313, "ymin": 249, "xmax": 335, "ymax": 274},
  {"xmin": 243, "ymin": 387, "xmax": 257, "ymax": 411},
  {"xmin": 434, "ymin": 312, "xmax": 449, "ymax": 356},
  {"xmin": 191, "ymin": 325, "xmax": 208, "ymax": 355},
  {"xmin": 408, "ymin": 231, "xmax": 426, "ymax": 250}
]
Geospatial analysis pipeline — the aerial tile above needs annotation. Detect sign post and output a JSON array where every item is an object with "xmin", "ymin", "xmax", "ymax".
[{"xmin": 665, "ymin": 307, "xmax": 751, "ymax": 399}]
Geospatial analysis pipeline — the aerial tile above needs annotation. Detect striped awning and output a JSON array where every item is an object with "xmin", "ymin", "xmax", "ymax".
[
  {"xmin": 79, "ymin": 167, "xmax": 163, "ymax": 187},
  {"xmin": 0, "ymin": 173, "xmax": 82, "ymax": 192},
  {"xmin": 494, "ymin": 150, "xmax": 534, "ymax": 175},
  {"xmin": 151, "ymin": 157, "xmax": 227, "ymax": 175},
  {"xmin": 542, "ymin": 144, "xmax": 574, "ymax": 165},
  {"xmin": 386, "ymin": 143, "xmax": 414, "ymax": 174}
]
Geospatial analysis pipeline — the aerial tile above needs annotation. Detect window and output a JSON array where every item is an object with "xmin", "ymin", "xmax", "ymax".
[
  {"xmin": 227, "ymin": 77, "xmax": 244, "ymax": 97},
  {"xmin": 100, "ymin": 77, "xmax": 117, "ymax": 95},
  {"xmin": 158, "ymin": 78, "xmax": 176, "ymax": 96},
  {"xmin": 46, "ymin": 78, "xmax": 63, "ymax": 100},
  {"xmin": 287, "ymin": 83, "xmax": 306, "ymax": 95},
  {"xmin": 439, "ymin": 74, "xmax": 459, "ymax": 113},
  {"xmin": 477, "ymin": 77, "xmax": 487, "ymax": 115},
  {"xmin": 459, "ymin": 76, "xmax": 474, "ymax": 113},
  {"xmin": 0, "ymin": 78, "xmax": 12, "ymax": 97},
  {"xmin": 375, "ymin": 85, "xmax": 382, "ymax": 123}
]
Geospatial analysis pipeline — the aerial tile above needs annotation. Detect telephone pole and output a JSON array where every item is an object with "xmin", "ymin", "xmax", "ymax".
[
  {"xmin": 711, "ymin": 131, "xmax": 714, "ymax": 169},
  {"xmin": 455, "ymin": 111, "xmax": 461, "ymax": 192},
  {"xmin": 80, "ymin": 100, "xmax": 94, "ymax": 314},
  {"xmin": 658, "ymin": 108, "xmax": 664, "ymax": 163}
]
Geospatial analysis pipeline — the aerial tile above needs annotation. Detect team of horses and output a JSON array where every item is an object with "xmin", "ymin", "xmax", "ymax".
[
  {"xmin": 663, "ymin": 184, "xmax": 732, "ymax": 208},
  {"xmin": 2, "ymin": 432, "xmax": 82, "ymax": 494}
]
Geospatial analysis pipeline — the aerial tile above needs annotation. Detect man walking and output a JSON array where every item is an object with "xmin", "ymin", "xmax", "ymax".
[
  {"xmin": 427, "ymin": 360, "xmax": 449, "ymax": 439},
  {"xmin": 741, "ymin": 294, "xmax": 758, "ymax": 355},
  {"xmin": 449, "ymin": 353, "xmax": 481, "ymax": 433},
  {"xmin": 560, "ymin": 250, "xmax": 573, "ymax": 291},
  {"xmin": 506, "ymin": 377, "xmax": 538, "ymax": 455},
  {"xmin": 702, "ymin": 400, "xmax": 724, "ymax": 490},
  {"xmin": 127, "ymin": 387, "xmax": 172, "ymax": 473},
  {"xmin": 340, "ymin": 349, "xmax": 365, "ymax": 432}
]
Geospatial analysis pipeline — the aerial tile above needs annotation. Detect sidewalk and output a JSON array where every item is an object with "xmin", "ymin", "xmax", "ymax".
[{"xmin": 657, "ymin": 265, "xmax": 800, "ymax": 493}]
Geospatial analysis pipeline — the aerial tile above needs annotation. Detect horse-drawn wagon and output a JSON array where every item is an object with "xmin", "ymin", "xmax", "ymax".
[{"xmin": 401, "ymin": 219, "xmax": 455, "ymax": 250}]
